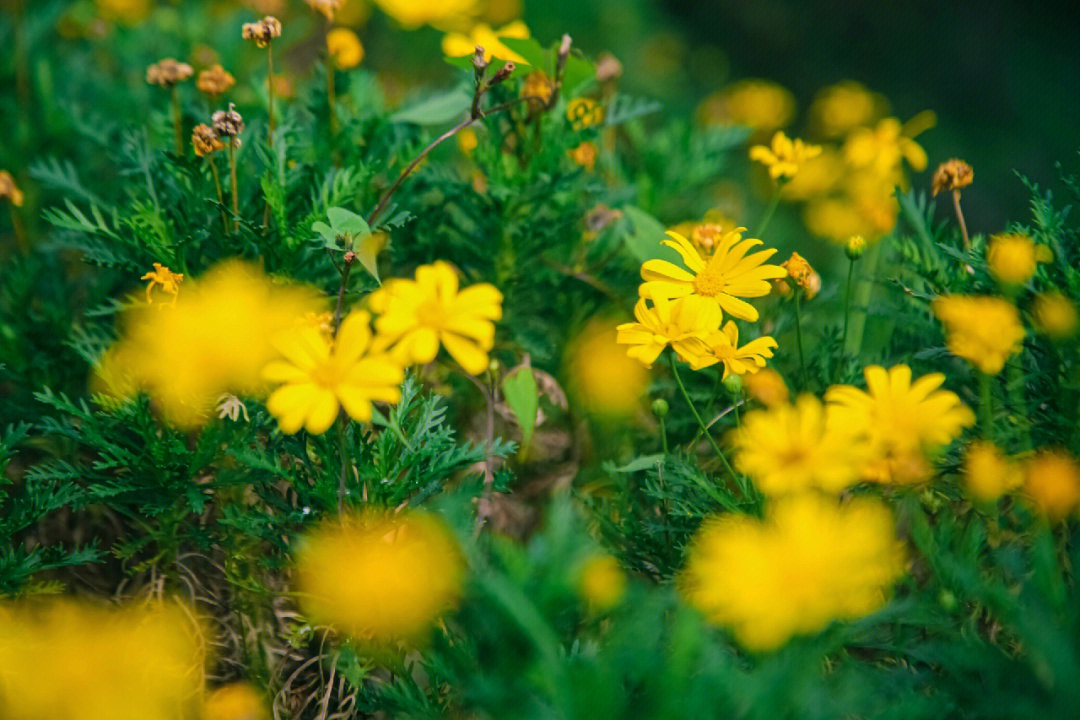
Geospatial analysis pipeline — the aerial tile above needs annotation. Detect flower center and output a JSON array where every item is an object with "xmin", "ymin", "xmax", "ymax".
[
  {"xmin": 415, "ymin": 298, "xmax": 447, "ymax": 328},
  {"xmin": 693, "ymin": 268, "xmax": 725, "ymax": 297},
  {"xmin": 310, "ymin": 360, "xmax": 343, "ymax": 389}
]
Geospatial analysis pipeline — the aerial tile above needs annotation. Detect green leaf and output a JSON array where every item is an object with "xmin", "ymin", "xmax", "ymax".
[
  {"xmin": 391, "ymin": 83, "xmax": 472, "ymax": 125},
  {"xmin": 499, "ymin": 37, "xmax": 546, "ymax": 69},
  {"xmin": 609, "ymin": 454, "xmax": 664, "ymax": 473},
  {"xmin": 619, "ymin": 206, "xmax": 681, "ymax": 265},
  {"xmin": 326, "ymin": 207, "xmax": 370, "ymax": 237},
  {"xmin": 501, "ymin": 367, "xmax": 539, "ymax": 454}
]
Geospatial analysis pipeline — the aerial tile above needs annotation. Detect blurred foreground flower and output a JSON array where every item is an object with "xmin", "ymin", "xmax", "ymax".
[
  {"xmin": 826, "ymin": 365, "xmax": 975, "ymax": 483},
  {"xmin": 986, "ymin": 232, "xmax": 1040, "ymax": 285},
  {"xmin": 1031, "ymin": 291, "xmax": 1078, "ymax": 339},
  {"xmin": 578, "ymin": 554, "xmax": 626, "ymax": 612},
  {"xmin": 374, "ymin": 0, "xmax": 479, "ymax": 28},
  {"xmin": 0, "ymin": 600, "xmax": 202, "ymax": 720},
  {"xmin": 1023, "ymin": 450, "xmax": 1080, "ymax": 520},
  {"xmin": 369, "ymin": 260, "xmax": 503, "ymax": 375},
  {"xmin": 809, "ymin": 81, "xmax": 888, "ymax": 138},
  {"xmin": 742, "ymin": 367, "xmax": 789, "ymax": 407},
  {"xmin": 697, "ymin": 79, "xmax": 795, "ymax": 136},
  {"xmin": 442, "ymin": 20, "xmax": 529, "ymax": 63},
  {"xmin": 296, "ymin": 510, "xmax": 464, "ymax": 643},
  {"xmin": 327, "ymin": 27, "xmax": 364, "ymax": 68},
  {"xmin": 964, "ymin": 440, "xmax": 1022, "ymax": 502},
  {"xmin": 681, "ymin": 494, "xmax": 905, "ymax": 651},
  {"xmin": 749, "ymin": 131, "xmax": 822, "ymax": 181},
  {"xmin": 567, "ymin": 318, "xmax": 648, "ymax": 417},
  {"xmin": 94, "ymin": 260, "xmax": 322, "ymax": 427},
  {"xmin": 932, "ymin": 295, "xmax": 1024, "ymax": 374},
  {"xmin": 203, "ymin": 682, "xmax": 268, "ymax": 720}
]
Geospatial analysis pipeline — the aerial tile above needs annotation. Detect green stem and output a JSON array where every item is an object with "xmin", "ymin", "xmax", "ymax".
[
  {"xmin": 266, "ymin": 44, "xmax": 275, "ymax": 144},
  {"xmin": 171, "ymin": 86, "xmax": 183, "ymax": 156},
  {"xmin": 227, "ymin": 143, "xmax": 238, "ymax": 232},
  {"xmin": 659, "ymin": 417, "xmax": 669, "ymax": 455},
  {"xmin": 755, "ymin": 190, "xmax": 782, "ymax": 238},
  {"xmin": 841, "ymin": 257, "xmax": 855, "ymax": 354},
  {"xmin": 979, "ymin": 371, "xmax": 993, "ymax": 440},
  {"xmin": 794, "ymin": 290, "xmax": 807, "ymax": 388},
  {"xmin": 337, "ymin": 416, "xmax": 349, "ymax": 517},
  {"xmin": 669, "ymin": 352, "xmax": 740, "ymax": 488},
  {"xmin": 843, "ymin": 239, "xmax": 882, "ymax": 359}
]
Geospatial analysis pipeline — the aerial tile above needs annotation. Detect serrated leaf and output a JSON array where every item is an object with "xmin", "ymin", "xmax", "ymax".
[
  {"xmin": 501, "ymin": 368, "xmax": 538, "ymax": 455},
  {"xmin": 619, "ymin": 206, "xmax": 681, "ymax": 265},
  {"xmin": 391, "ymin": 84, "xmax": 472, "ymax": 125}
]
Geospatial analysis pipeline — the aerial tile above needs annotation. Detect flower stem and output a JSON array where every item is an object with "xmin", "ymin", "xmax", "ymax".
[
  {"xmin": 227, "ymin": 143, "xmax": 238, "ymax": 232},
  {"xmin": 794, "ymin": 289, "xmax": 807, "ymax": 387},
  {"xmin": 839, "ymin": 256, "xmax": 855, "ymax": 378},
  {"xmin": 669, "ymin": 352, "xmax": 740, "ymax": 488},
  {"xmin": 208, "ymin": 157, "xmax": 228, "ymax": 232},
  {"xmin": 336, "ymin": 415, "xmax": 349, "ymax": 517},
  {"xmin": 659, "ymin": 416, "xmax": 669, "ymax": 455},
  {"xmin": 843, "ymin": 238, "xmax": 881, "ymax": 359},
  {"xmin": 327, "ymin": 59, "xmax": 338, "ymax": 137},
  {"xmin": 171, "ymin": 85, "xmax": 183, "ymax": 156},
  {"xmin": 266, "ymin": 45, "xmax": 275, "ymax": 144},
  {"xmin": 952, "ymin": 189, "xmax": 970, "ymax": 249},
  {"xmin": 755, "ymin": 190, "xmax": 782, "ymax": 238},
  {"xmin": 8, "ymin": 204, "xmax": 27, "ymax": 254},
  {"xmin": 979, "ymin": 371, "xmax": 993, "ymax": 439}
]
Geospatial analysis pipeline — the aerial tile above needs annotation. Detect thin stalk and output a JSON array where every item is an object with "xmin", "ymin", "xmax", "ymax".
[
  {"xmin": 266, "ymin": 45, "xmax": 275, "ymax": 143},
  {"xmin": 227, "ymin": 143, "xmax": 239, "ymax": 232},
  {"xmin": 208, "ymin": 158, "xmax": 228, "ymax": 233},
  {"xmin": 843, "ymin": 239, "xmax": 882, "ymax": 359},
  {"xmin": 794, "ymin": 290, "xmax": 807, "ymax": 387},
  {"xmin": 8, "ymin": 204, "xmax": 28, "ymax": 254},
  {"xmin": 332, "ymin": 258, "xmax": 354, "ymax": 334},
  {"xmin": 327, "ymin": 61, "xmax": 338, "ymax": 136},
  {"xmin": 979, "ymin": 371, "xmax": 993, "ymax": 439},
  {"xmin": 754, "ymin": 188, "xmax": 782, "ymax": 238},
  {"xmin": 659, "ymin": 417, "xmax": 669, "ymax": 455},
  {"xmin": 336, "ymin": 415, "xmax": 349, "ymax": 516},
  {"xmin": 171, "ymin": 86, "xmax": 184, "ymax": 156},
  {"xmin": 669, "ymin": 353, "xmax": 740, "ymax": 487},
  {"xmin": 838, "ymin": 256, "xmax": 856, "ymax": 381},
  {"xmin": 952, "ymin": 189, "xmax": 970, "ymax": 249}
]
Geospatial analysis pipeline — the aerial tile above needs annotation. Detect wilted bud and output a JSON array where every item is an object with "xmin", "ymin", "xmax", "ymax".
[
  {"xmin": 192, "ymin": 123, "xmax": 224, "ymax": 157},
  {"xmin": 212, "ymin": 103, "xmax": 245, "ymax": 138},
  {"xmin": 490, "ymin": 61, "xmax": 516, "ymax": 86},
  {"xmin": 472, "ymin": 45, "xmax": 489, "ymax": 75},
  {"xmin": 595, "ymin": 53, "xmax": 622, "ymax": 84},
  {"xmin": 241, "ymin": 16, "xmax": 282, "ymax": 48},
  {"xmin": 845, "ymin": 235, "xmax": 867, "ymax": 260},
  {"xmin": 196, "ymin": 64, "xmax": 235, "ymax": 97},
  {"xmin": 932, "ymin": 158, "xmax": 973, "ymax": 196},
  {"xmin": 557, "ymin": 34, "xmax": 572, "ymax": 73},
  {"xmin": 146, "ymin": 58, "xmax": 193, "ymax": 87}
]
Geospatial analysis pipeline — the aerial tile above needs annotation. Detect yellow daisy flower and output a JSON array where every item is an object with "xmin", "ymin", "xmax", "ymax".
[
  {"xmin": 369, "ymin": 261, "xmax": 503, "ymax": 375},
  {"xmin": 932, "ymin": 295, "xmax": 1025, "ymax": 375},
  {"xmin": 749, "ymin": 131, "xmax": 822, "ymax": 180},
  {"xmin": 825, "ymin": 364, "xmax": 975, "ymax": 483},
  {"xmin": 263, "ymin": 310, "xmax": 404, "ymax": 434},
  {"xmin": 615, "ymin": 294, "xmax": 720, "ymax": 369},
  {"xmin": 731, "ymin": 394, "xmax": 873, "ymax": 496},
  {"xmin": 964, "ymin": 440, "xmax": 1022, "ymax": 503},
  {"xmin": 701, "ymin": 321, "xmax": 777, "ymax": 378},
  {"xmin": 640, "ymin": 229, "xmax": 787, "ymax": 322}
]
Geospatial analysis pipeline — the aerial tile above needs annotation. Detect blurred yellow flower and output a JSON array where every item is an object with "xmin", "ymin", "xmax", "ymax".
[
  {"xmin": 327, "ymin": 27, "xmax": 364, "ymax": 69},
  {"xmin": 809, "ymin": 81, "xmax": 888, "ymax": 138},
  {"xmin": 826, "ymin": 365, "xmax": 975, "ymax": 483},
  {"xmin": 931, "ymin": 158, "xmax": 973, "ymax": 196},
  {"xmin": 569, "ymin": 141, "xmax": 598, "ymax": 171},
  {"xmin": 521, "ymin": 70, "xmax": 555, "ymax": 105},
  {"xmin": 1023, "ymin": 450, "xmax": 1080, "ymax": 520},
  {"xmin": 640, "ymin": 229, "xmax": 786, "ymax": 322},
  {"xmin": 932, "ymin": 295, "xmax": 1024, "ymax": 375},
  {"xmin": 567, "ymin": 318, "xmax": 648, "ymax": 417},
  {"xmin": 566, "ymin": 97, "xmax": 605, "ymax": 130},
  {"xmin": 680, "ymin": 494, "xmax": 905, "ymax": 652},
  {"xmin": 578, "ymin": 554, "xmax": 626, "ymax": 611},
  {"xmin": 0, "ymin": 600, "xmax": 202, "ymax": 720},
  {"xmin": 732, "ymin": 394, "xmax": 872, "ymax": 496},
  {"xmin": 0, "ymin": 170, "xmax": 24, "ymax": 207},
  {"xmin": 697, "ymin": 79, "xmax": 795, "ymax": 135},
  {"xmin": 780, "ymin": 147, "xmax": 844, "ymax": 201},
  {"xmin": 986, "ymin": 232, "xmax": 1039, "ymax": 285},
  {"xmin": 616, "ymin": 294, "xmax": 719, "ymax": 369},
  {"xmin": 376, "ymin": 0, "xmax": 479, "ymax": 28},
  {"xmin": 963, "ymin": 440, "xmax": 1022, "ymax": 503},
  {"xmin": 203, "ymin": 682, "xmax": 269, "ymax": 720},
  {"xmin": 369, "ymin": 260, "xmax": 503, "ymax": 375},
  {"xmin": 97, "ymin": 260, "xmax": 322, "ymax": 427},
  {"xmin": 296, "ymin": 510, "xmax": 464, "ymax": 642},
  {"xmin": 749, "ymin": 131, "xmax": 822, "ymax": 180},
  {"xmin": 140, "ymin": 261, "xmax": 184, "ymax": 304},
  {"xmin": 1031, "ymin": 291, "xmax": 1078, "ymax": 339},
  {"xmin": 844, "ymin": 114, "xmax": 933, "ymax": 176},
  {"xmin": 263, "ymin": 310, "xmax": 403, "ymax": 434},
  {"xmin": 442, "ymin": 20, "xmax": 529, "ymax": 63},
  {"xmin": 742, "ymin": 367, "xmax": 789, "ymax": 407},
  {"xmin": 304, "ymin": 0, "xmax": 343, "ymax": 21},
  {"xmin": 701, "ymin": 321, "xmax": 777, "ymax": 379},
  {"xmin": 803, "ymin": 196, "xmax": 876, "ymax": 243}
]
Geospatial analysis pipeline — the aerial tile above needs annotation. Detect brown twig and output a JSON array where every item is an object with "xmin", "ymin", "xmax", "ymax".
[{"xmin": 952, "ymin": 189, "xmax": 970, "ymax": 249}]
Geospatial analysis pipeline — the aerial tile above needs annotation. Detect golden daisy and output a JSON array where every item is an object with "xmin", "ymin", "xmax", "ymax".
[
  {"xmin": 701, "ymin": 320, "xmax": 777, "ymax": 378},
  {"xmin": 749, "ymin": 130, "xmax": 822, "ymax": 180},
  {"xmin": 932, "ymin": 295, "xmax": 1025, "ymax": 375},
  {"xmin": 640, "ymin": 229, "xmax": 787, "ymax": 322},
  {"xmin": 615, "ymin": 294, "xmax": 720, "ymax": 369}
]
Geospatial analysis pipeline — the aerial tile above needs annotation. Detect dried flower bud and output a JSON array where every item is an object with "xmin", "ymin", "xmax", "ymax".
[
  {"xmin": 691, "ymin": 223, "xmax": 724, "ymax": 254},
  {"xmin": 146, "ymin": 58, "xmax": 194, "ymax": 87},
  {"xmin": 0, "ymin": 170, "xmax": 24, "ymax": 207},
  {"xmin": 595, "ymin": 53, "xmax": 622, "ymax": 84},
  {"xmin": 490, "ymin": 62, "xmax": 516, "ymax": 86},
  {"xmin": 472, "ymin": 46, "xmax": 489, "ymax": 75},
  {"xmin": 932, "ymin": 158, "xmax": 973, "ymax": 196},
  {"xmin": 845, "ymin": 235, "xmax": 867, "ymax": 260},
  {"xmin": 196, "ymin": 65, "xmax": 235, "ymax": 96},
  {"xmin": 212, "ymin": 103, "xmax": 245, "ymax": 139},
  {"xmin": 303, "ymin": 0, "xmax": 342, "ymax": 21},
  {"xmin": 557, "ymin": 33, "xmax": 572, "ymax": 74},
  {"xmin": 192, "ymin": 124, "xmax": 225, "ymax": 157},
  {"xmin": 782, "ymin": 252, "xmax": 821, "ymax": 299},
  {"xmin": 242, "ymin": 16, "xmax": 282, "ymax": 47}
]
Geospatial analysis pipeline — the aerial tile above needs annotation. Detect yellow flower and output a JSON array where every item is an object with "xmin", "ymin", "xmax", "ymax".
[
  {"xmin": 963, "ymin": 441, "xmax": 1022, "ymax": 502},
  {"xmin": 567, "ymin": 318, "xmax": 648, "ymax": 417},
  {"xmin": 0, "ymin": 600, "xmax": 202, "ymax": 720},
  {"xmin": 1031, "ymin": 291, "xmax": 1078, "ymax": 339},
  {"xmin": 521, "ymin": 70, "xmax": 554, "ymax": 105},
  {"xmin": 196, "ymin": 64, "xmax": 235, "ymax": 96},
  {"xmin": 140, "ymin": 262, "xmax": 184, "ymax": 304},
  {"xmin": 931, "ymin": 158, "xmax": 973, "ymax": 196},
  {"xmin": 779, "ymin": 147, "xmax": 844, "ymax": 200},
  {"xmin": 732, "ymin": 395, "xmax": 872, "ymax": 496},
  {"xmin": 843, "ymin": 114, "xmax": 933, "ymax": 176},
  {"xmin": 615, "ymin": 294, "xmax": 720, "ymax": 369},
  {"xmin": 749, "ymin": 131, "xmax": 823, "ymax": 180},
  {"xmin": 0, "ymin": 170, "xmax": 25, "ymax": 206},
  {"xmin": 369, "ymin": 261, "xmax": 503, "ymax": 375},
  {"xmin": 640, "ymin": 229, "xmax": 786, "ymax": 322},
  {"xmin": 701, "ymin": 321, "xmax": 777, "ymax": 379},
  {"xmin": 442, "ymin": 20, "xmax": 529, "ymax": 63},
  {"xmin": 696, "ymin": 79, "xmax": 796, "ymax": 135},
  {"xmin": 932, "ymin": 295, "xmax": 1025, "ymax": 375},
  {"xmin": 566, "ymin": 97, "xmax": 605, "ymax": 130},
  {"xmin": 296, "ymin": 510, "xmax": 464, "ymax": 642},
  {"xmin": 680, "ymin": 494, "xmax": 905, "ymax": 652},
  {"xmin": 986, "ymin": 232, "xmax": 1039, "ymax": 285},
  {"xmin": 742, "ymin": 367, "xmax": 789, "ymax": 407},
  {"xmin": 780, "ymin": 251, "xmax": 821, "ymax": 299},
  {"xmin": 203, "ymin": 683, "xmax": 268, "ymax": 720},
  {"xmin": 99, "ymin": 260, "xmax": 322, "ymax": 427},
  {"xmin": 826, "ymin": 365, "xmax": 975, "ymax": 483},
  {"xmin": 578, "ymin": 554, "xmax": 626, "ymax": 611},
  {"xmin": 569, "ymin": 141, "xmax": 598, "ymax": 171},
  {"xmin": 809, "ymin": 81, "xmax": 888, "ymax": 138},
  {"xmin": 263, "ymin": 310, "xmax": 403, "ymax": 434},
  {"xmin": 375, "ymin": 0, "xmax": 479, "ymax": 29},
  {"xmin": 327, "ymin": 27, "xmax": 364, "ymax": 69},
  {"xmin": 1023, "ymin": 450, "xmax": 1080, "ymax": 520}
]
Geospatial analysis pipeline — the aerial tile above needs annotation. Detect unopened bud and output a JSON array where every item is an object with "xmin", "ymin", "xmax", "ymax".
[
  {"xmin": 343, "ymin": 250, "xmax": 357, "ymax": 263},
  {"xmin": 472, "ymin": 46, "xmax": 488, "ymax": 74},
  {"xmin": 722, "ymin": 374, "xmax": 743, "ymax": 395},
  {"xmin": 845, "ymin": 235, "xmax": 866, "ymax": 260},
  {"xmin": 490, "ymin": 61, "xmax": 516, "ymax": 85},
  {"xmin": 651, "ymin": 398, "xmax": 669, "ymax": 419}
]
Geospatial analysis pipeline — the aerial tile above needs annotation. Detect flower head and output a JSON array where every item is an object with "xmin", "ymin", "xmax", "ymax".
[
  {"xmin": 680, "ymin": 494, "xmax": 905, "ymax": 651},
  {"xmin": 196, "ymin": 64, "xmax": 235, "ymax": 96},
  {"xmin": 373, "ymin": 0, "xmax": 479, "ymax": 29},
  {"xmin": 701, "ymin": 321, "xmax": 777, "ymax": 378},
  {"xmin": 809, "ymin": 81, "xmax": 887, "ymax": 138},
  {"xmin": 241, "ymin": 16, "xmax": 282, "ymax": 47},
  {"xmin": 640, "ymin": 229, "xmax": 786, "ymax": 322},
  {"xmin": 191, "ymin": 123, "xmax": 224, "ymax": 157},
  {"xmin": 212, "ymin": 103, "xmax": 245, "ymax": 139},
  {"xmin": 932, "ymin": 295, "xmax": 1024, "ymax": 375},
  {"xmin": 203, "ymin": 683, "xmax": 268, "ymax": 720},
  {"xmin": 140, "ymin": 262, "xmax": 184, "ymax": 304},
  {"xmin": 749, "ymin": 131, "xmax": 823, "ymax": 180},
  {"xmin": 566, "ymin": 97, "xmax": 605, "ymax": 130},
  {"xmin": 1023, "ymin": 450, "xmax": 1080, "ymax": 520},
  {"xmin": 569, "ymin": 141, "xmax": 597, "ymax": 171},
  {"xmin": 697, "ymin": 79, "xmax": 795, "ymax": 135},
  {"xmin": 615, "ymin": 294, "xmax": 720, "ymax": 369},
  {"xmin": 578, "ymin": 554, "xmax": 626, "ymax": 612},
  {"xmin": 146, "ymin": 58, "xmax": 193, "ymax": 87},
  {"xmin": 1031, "ymin": 291, "xmax": 1078, "ymax": 339},
  {"xmin": 780, "ymin": 251, "xmax": 821, "ymax": 299},
  {"xmin": 263, "ymin": 310, "xmax": 403, "ymax": 434},
  {"xmin": 743, "ymin": 367, "xmax": 789, "ymax": 407},
  {"xmin": 296, "ymin": 510, "xmax": 464, "ymax": 643},
  {"xmin": 567, "ymin": 318, "xmax": 648, "ymax": 417},
  {"xmin": 521, "ymin": 70, "xmax": 554, "ymax": 105},
  {"xmin": 826, "ymin": 364, "xmax": 975, "ymax": 483},
  {"xmin": 327, "ymin": 27, "xmax": 364, "ymax": 68},
  {"xmin": 963, "ymin": 441, "xmax": 1022, "ymax": 502},
  {"xmin": 932, "ymin": 158, "xmax": 973, "ymax": 196},
  {"xmin": 0, "ymin": 170, "xmax": 24, "ymax": 207},
  {"xmin": 844, "ymin": 114, "xmax": 933, "ymax": 176},
  {"xmin": 986, "ymin": 232, "xmax": 1039, "ymax": 285},
  {"xmin": 732, "ymin": 395, "xmax": 872, "ymax": 496},
  {"xmin": 442, "ymin": 20, "xmax": 529, "ymax": 63},
  {"xmin": 369, "ymin": 261, "xmax": 503, "ymax": 375}
]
